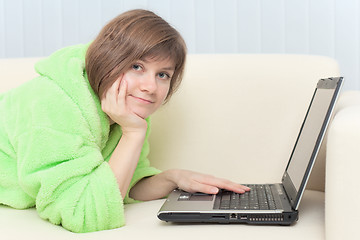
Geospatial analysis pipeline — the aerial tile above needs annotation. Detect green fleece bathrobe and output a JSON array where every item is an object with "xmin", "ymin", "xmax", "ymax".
[{"xmin": 0, "ymin": 44, "xmax": 161, "ymax": 232}]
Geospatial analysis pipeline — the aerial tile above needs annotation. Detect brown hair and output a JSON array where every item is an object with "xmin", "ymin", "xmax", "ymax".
[{"xmin": 86, "ymin": 9, "xmax": 187, "ymax": 101}]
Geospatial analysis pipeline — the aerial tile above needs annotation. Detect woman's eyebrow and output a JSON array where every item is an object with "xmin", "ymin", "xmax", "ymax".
[{"xmin": 161, "ymin": 67, "xmax": 175, "ymax": 71}]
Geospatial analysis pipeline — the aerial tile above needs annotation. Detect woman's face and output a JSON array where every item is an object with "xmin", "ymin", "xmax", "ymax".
[{"xmin": 121, "ymin": 57, "xmax": 175, "ymax": 119}]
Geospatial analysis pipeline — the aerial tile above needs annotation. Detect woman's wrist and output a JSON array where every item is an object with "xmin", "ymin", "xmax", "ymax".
[
  {"xmin": 162, "ymin": 169, "xmax": 180, "ymax": 189},
  {"xmin": 120, "ymin": 126, "xmax": 147, "ymax": 143},
  {"xmin": 129, "ymin": 170, "xmax": 178, "ymax": 200}
]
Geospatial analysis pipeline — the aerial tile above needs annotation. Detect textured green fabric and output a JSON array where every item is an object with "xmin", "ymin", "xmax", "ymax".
[{"xmin": 0, "ymin": 44, "xmax": 161, "ymax": 232}]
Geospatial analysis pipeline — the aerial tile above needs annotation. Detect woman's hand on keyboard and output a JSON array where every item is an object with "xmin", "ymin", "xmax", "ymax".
[
  {"xmin": 167, "ymin": 169, "xmax": 251, "ymax": 195},
  {"xmin": 129, "ymin": 169, "xmax": 251, "ymax": 201}
]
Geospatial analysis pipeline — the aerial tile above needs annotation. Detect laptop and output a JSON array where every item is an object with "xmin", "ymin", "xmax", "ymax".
[{"xmin": 157, "ymin": 77, "xmax": 343, "ymax": 226}]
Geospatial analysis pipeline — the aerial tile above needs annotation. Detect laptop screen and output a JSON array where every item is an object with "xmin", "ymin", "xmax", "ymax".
[{"xmin": 282, "ymin": 77, "xmax": 343, "ymax": 210}]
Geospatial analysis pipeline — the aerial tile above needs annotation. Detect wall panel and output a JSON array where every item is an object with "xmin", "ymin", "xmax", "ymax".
[
  {"xmin": 23, "ymin": 0, "xmax": 43, "ymax": 56},
  {"xmin": 237, "ymin": 0, "xmax": 261, "ymax": 53},
  {"xmin": 261, "ymin": 0, "xmax": 285, "ymax": 53},
  {"xmin": 0, "ymin": 0, "xmax": 359, "ymax": 90},
  {"xmin": 284, "ymin": 0, "xmax": 309, "ymax": 54},
  {"xmin": 62, "ymin": 0, "xmax": 80, "ymax": 47},
  {"xmin": 309, "ymin": 0, "xmax": 335, "ymax": 57},
  {"xmin": 78, "ymin": 0, "xmax": 101, "ymax": 44},
  {"xmin": 170, "ymin": 0, "xmax": 196, "ymax": 53},
  {"xmin": 334, "ymin": 0, "xmax": 359, "ymax": 90},
  {"xmin": 214, "ymin": 0, "xmax": 238, "ymax": 53},
  {"xmin": 3, "ymin": 0, "xmax": 24, "ymax": 57},
  {"xmin": 194, "ymin": 0, "xmax": 215, "ymax": 53},
  {"xmin": 0, "ymin": 0, "xmax": 6, "ymax": 58},
  {"xmin": 42, "ymin": 0, "xmax": 62, "ymax": 56}
]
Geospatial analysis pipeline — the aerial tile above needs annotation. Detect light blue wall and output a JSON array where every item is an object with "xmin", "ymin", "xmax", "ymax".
[{"xmin": 0, "ymin": 0, "xmax": 359, "ymax": 90}]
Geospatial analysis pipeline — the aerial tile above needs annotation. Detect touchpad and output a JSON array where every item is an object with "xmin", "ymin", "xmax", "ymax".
[{"xmin": 178, "ymin": 192, "xmax": 214, "ymax": 201}]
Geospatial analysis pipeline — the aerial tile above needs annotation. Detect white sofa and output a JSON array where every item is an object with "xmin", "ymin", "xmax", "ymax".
[{"xmin": 1, "ymin": 54, "xmax": 359, "ymax": 240}]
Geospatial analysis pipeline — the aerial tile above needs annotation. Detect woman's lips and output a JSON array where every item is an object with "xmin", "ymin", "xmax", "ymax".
[{"xmin": 129, "ymin": 95, "xmax": 154, "ymax": 104}]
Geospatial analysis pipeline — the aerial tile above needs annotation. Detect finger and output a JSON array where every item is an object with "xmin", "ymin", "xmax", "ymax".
[
  {"xmin": 115, "ymin": 74, "xmax": 124, "ymax": 90},
  {"xmin": 103, "ymin": 78, "xmax": 121, "ymax": 103},
  {"xmin": 218, "ymin": 182, "xmax": 250, "ymax": 193},
  {"xmin": 181, "ymin": 181, "xmax": 219, "ymax": 195},
  {"xmin": 224, "ymin": 184, "xmax": 251, "ymax": 194},
  {"xmin": 197, "ymin": 176, "xmax": 250, "ymax": 194},
  {"xmin": 118, "ymin": 79, "xmax": 127, "ymax": 100},
  {"xmin": 111, "ymin": 77, "xmax": 122, "ymax": 96},
  {"xmin": 214, "ymin": 179, "xmax": 250, "ymax": 192}
]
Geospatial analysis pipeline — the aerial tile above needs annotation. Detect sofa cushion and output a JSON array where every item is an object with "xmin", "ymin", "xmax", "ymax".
[{"xmin": 0, "ymin": 190, "xmax": 324, "ymax": 240}]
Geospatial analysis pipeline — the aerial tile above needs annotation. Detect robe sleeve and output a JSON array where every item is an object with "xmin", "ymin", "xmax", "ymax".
[{"xmin": 15, "ymin": 126, "xmax": 125, "ymax": 233}]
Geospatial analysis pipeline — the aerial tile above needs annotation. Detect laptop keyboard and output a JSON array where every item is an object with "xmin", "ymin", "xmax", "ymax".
[{"xmin": 215, "ymin": 184, "xmax": 277, "ymax": 210}]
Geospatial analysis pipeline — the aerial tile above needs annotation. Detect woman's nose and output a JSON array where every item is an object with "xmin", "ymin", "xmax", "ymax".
[{"xmin": 140, "ymin": 74, "xmax": 157, "ymax": 93}]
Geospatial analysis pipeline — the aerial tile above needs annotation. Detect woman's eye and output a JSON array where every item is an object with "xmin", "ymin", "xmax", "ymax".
[
  {"xmin": 132, "ymin": 64, "xmax": 142, "ymax": 71},
  {"xmin": 158, "ymin": 72, "xmax": 171, "ymax": 79}
]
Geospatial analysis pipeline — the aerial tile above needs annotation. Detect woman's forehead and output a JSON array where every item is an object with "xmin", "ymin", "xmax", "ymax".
[{"xmin": 140, "ymin": 56, "xmax": 175, "ymax": 69}]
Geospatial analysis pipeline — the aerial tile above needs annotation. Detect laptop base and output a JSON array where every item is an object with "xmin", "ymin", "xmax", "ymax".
[{"xmin": 158, "ymin": 211, "xmax": 298, "ymax": 226}]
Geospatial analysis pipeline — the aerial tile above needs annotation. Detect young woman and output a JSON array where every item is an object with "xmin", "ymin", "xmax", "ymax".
[{"xmin": 0, "ymin": 9, "xmax": 249, "ymax": 232}]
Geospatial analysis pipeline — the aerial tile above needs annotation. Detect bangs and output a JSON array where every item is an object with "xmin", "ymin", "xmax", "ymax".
[{"xmin": 141, "ymin": 39, "xmax": 185, "ymax": 71}]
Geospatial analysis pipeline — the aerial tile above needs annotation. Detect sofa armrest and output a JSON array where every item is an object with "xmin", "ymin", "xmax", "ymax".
[{"xmin": 326, "ymin": 92, "xmax": 360, "ymax": 240}]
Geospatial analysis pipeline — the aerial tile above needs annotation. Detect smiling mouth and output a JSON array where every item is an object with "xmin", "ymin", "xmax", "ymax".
[{"xmin": 130, "ymin": 95, "xmax": 154, "ymax": 104}]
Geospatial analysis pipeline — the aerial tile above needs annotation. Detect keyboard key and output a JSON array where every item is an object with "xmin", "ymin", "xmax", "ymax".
[{"xmin": 216, "ymin": 185, "xmax": 278, "ymax": 210}]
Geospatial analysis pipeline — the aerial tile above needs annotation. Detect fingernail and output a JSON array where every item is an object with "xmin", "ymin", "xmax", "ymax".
[{"xmin": 210, "ymin": 187, "xmax": 219, "ymax": 194}]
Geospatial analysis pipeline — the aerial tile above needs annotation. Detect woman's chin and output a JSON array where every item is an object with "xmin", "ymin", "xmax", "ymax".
[{"xmin": 131, "ymin": 108, "xmax": 151, "ymax": 119}]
